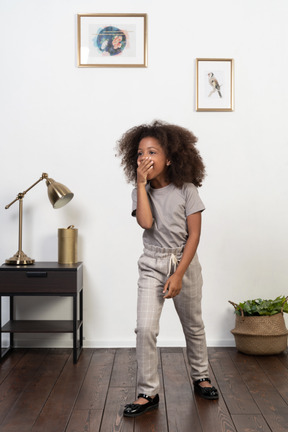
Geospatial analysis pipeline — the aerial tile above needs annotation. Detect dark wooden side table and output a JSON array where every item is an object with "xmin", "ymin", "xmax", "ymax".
[{"xmin": 0, "ymin": 262, "xmax": 83, "ymax": 363}]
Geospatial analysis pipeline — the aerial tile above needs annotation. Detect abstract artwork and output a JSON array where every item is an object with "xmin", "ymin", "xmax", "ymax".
[
  {"xmin": 196, "ymin": 59, "xmax": 234, "ymax": 111},
  {"xmin": 77, "ymin": 14, "xmax": 147, "ymax": 67}
]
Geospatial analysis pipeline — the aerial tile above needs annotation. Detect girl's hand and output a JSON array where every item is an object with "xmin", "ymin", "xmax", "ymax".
[
  {"xmin": 163, "ymin": 273, "xmax": 182, "ymax": 299},
  {"xmin": 137, "ymin": 157, "xmax": 153, "ymax": 185}
]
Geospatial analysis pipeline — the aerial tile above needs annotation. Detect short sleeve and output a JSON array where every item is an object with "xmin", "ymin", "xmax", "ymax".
[
  {"xmin": 184, "ymin": 183, "xmax": 205, "ymax": 217},
  {"xmin": 131, "ymin": 188, "xmax": 137, "ymax": 217}
]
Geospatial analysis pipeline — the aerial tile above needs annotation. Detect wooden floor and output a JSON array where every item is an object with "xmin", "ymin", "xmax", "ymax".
[{"xmin": 0, "ymin": 347, "xmax": 288, "ymax": 432}]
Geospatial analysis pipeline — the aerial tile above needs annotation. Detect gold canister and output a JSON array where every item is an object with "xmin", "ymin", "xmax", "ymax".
[{"xmin": 58, "ymin": 225, "xmax": 78, "ymax": 264}]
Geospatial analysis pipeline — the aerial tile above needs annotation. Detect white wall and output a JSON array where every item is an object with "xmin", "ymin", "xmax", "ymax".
[{"xmin": 1, "ymin": 0, "xmax": 288, "ymax": 349}]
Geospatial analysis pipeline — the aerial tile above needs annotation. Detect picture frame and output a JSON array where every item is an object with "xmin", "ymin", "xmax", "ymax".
[
  {"xmin": 77, "ymin": 13, "xmax": 147, "ymax": 68},
  {"xmin": 196, "ymin": 58, "xmax": 234, "ymax": 111}
]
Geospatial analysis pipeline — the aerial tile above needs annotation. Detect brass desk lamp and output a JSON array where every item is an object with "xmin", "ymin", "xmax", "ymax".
[{"xmin": 5, "ymin": 172, "xmax": 74, "ymax": 265}]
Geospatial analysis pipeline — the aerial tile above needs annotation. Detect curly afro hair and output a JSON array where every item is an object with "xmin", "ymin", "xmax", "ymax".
[{"xmin": 116, "ymin": 120, "xmax": 206, "ymax": 187}]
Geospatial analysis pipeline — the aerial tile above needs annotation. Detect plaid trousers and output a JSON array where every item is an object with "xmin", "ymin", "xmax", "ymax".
[{"xmin": 135, "ymin": 243, "xmax": 209, "ymax": 396}]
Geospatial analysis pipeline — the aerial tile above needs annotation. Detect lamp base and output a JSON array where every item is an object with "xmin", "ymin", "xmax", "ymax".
[{"xmin": 5, "ymin": 250, "xmax": 35, "ymax": 265}]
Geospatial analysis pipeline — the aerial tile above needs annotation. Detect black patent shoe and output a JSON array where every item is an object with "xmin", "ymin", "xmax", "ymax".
[
  {"xmin": 194, "ymin": 378, "xmax": 219, "ymax": 400},
  {"xmin": 123, "ymin": 393, "xmax": 159, "ymax": 417}
]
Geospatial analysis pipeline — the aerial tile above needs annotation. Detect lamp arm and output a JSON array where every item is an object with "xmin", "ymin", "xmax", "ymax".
[{"xmin": 5, "ymin": 173, "xmax": 49, "ymax": 209}]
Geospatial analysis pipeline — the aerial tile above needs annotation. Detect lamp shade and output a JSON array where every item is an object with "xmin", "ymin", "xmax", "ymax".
[{"xmin": 46, "ymin": 178, "xmax": 74, "ymax": 209}]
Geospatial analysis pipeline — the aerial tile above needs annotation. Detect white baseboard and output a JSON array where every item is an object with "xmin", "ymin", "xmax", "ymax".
[{"xmin": 11, "ymin": 336, "xmax": 236, "ymax": 349}]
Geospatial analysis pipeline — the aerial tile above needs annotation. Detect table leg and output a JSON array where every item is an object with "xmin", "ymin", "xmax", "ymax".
[
  {"xmin": 10, "ymin": 296, "xmax": 14, "ymax": 348},
  {"xmin": 0, "ymin": 296, "xmax": 14, "ymax": 360},
  {"xmin": 0, "ymin": 296, "xmax": 2, "ymax": 357},
  {"xmin": 80, "ymin": 289, "xmax": 83, "ymax": 353},
  {"xmin": 73, "ymin": 294, "xmax": 77, "ymax": 363}
]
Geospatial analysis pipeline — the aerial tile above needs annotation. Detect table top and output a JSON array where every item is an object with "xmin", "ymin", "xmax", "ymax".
[{"xmin": 0, "ymin": 262, "xmax": 83, "ymax": 272}]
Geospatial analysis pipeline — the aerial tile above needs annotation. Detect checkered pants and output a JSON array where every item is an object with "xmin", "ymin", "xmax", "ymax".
[{"xmin": 135, "ymin": 243, "xmax": 209, "ymax": 396}]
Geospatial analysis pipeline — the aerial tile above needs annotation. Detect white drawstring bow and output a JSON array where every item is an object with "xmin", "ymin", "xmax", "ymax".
[{"xmin": 167, "ymin": 253, "xmax": 179, "ymax": 277}]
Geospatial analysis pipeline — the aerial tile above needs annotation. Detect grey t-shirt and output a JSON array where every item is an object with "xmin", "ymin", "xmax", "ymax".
[{"xmin": 132, "ymin": 183, "xmax": 205, "ymax": 248}]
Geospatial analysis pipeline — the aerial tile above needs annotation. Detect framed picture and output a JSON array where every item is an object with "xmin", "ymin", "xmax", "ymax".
[
  {"xmin": 77, "ymin": 13, "xmax": 147, "ymax": 68},
  {"xmin": 196, "ymin": 58, "xmax": 234, "ymax": 111}
]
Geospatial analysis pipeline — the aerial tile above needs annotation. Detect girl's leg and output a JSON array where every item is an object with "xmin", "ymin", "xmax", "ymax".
[
  {"xmin": 135, "ymin": 251, "xmax": 165, "ymax": 396},
  {"xmin": 173, "ymin": 254, "xmax": 209, "ymax": 381}
]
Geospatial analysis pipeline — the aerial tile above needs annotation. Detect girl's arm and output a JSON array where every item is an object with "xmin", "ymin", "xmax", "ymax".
[
  {"xmin": 163, "ymin": 211, "xmax": 202, "ymax": 299},
  {"xmin": 136, "ymin": 157, "xmax": 153, "ymax": 229}
]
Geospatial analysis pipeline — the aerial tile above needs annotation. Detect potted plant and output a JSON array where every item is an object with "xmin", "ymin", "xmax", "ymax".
[{"xmin": 229, "ymin": 295, "xmax": 288, "ymax": 355}]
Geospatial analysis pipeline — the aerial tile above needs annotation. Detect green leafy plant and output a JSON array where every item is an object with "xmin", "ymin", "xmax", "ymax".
[{"xmin": 230, "ymin": 295, "xmax": 288, "ymax": 316}]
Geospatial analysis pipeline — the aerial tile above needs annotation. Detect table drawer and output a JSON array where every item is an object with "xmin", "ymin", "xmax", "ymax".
[{"xmin": 0, "ymin": 270, "xmax": 78, "ymax": 294}]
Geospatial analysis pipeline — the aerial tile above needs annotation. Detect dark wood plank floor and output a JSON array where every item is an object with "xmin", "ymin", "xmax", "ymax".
[{"xmin": 1, "ymin": 346, "xmax": 288, "ymax": 432}]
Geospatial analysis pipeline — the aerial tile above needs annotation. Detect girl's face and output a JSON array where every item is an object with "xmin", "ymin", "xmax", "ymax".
[{"xmin": 137, "ymin": 137, "xmax": 171, "ymax": 188}]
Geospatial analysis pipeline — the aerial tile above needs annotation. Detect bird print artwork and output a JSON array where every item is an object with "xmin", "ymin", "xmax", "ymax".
[{"xmin": 208, "ymin": 72, "xmax": 222, "ymax": 98}]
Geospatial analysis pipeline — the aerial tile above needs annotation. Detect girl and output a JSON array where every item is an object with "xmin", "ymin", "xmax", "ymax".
[{"xmin": 117, "ymin": 120, "xmax": 218, "ymax": 417}]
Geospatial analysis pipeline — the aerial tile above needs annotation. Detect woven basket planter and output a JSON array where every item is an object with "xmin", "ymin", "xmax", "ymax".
[{"xmin": 229, "ymin": 301, "xmax": 288, "ymax": 355}]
